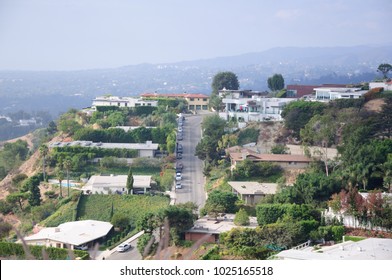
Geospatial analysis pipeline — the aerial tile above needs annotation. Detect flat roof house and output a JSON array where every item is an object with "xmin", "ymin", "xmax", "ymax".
[
  {"xmin": 92, "ymin": 96, "xmax": 158, "ymax": 108},
  {"xmin": 275, "ymin": 238, "xmax": 392, "ymax": 260},
  {"xmin": 218, "ymin": 88, "xmax": 296, "ymax": 122},
  {"xmin": 314, "ymin": 87, "xmax": 367, "ymax": 101},
  {"xmin": 228, "ymin": 181, "xmax": 278, "ymax": 205},
  {"xmin": 185, "ymin": 214, "xmax": 258, "ymax": 243},
  {"xmin": 23, "ymin": 220, "xmax": 113, "ymax": 250},
  {"xmin": 81, "ymin": 174, "xmax": 152, "ymax": 194},
  {"xmin": 49, "ymin": 140, "xmax": 159, "ymax": 158}
]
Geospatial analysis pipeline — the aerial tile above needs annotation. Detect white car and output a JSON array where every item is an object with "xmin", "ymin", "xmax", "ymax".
[
  {"xmin": 117, "ymin": 243, "xmax": 131, "ymax": 252},
  {"xmin": 175, "ymin": 173, "xmax": 182, "ymax": 180},
  {"xmin": 175, "ymin": 182, "xmax": 182, "ymax": 189}
]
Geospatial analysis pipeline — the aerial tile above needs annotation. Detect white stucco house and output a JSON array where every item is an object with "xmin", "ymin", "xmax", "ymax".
[
  {"xmin": 81, "ymin": 174, "xmax": 152, "ymax": 194},
  {"xmin": 92, "ymin": 95, "xmax": 158, "ymax": 108},
  {"xmin": 218, "ymin": 88, "xmax": 296, "ymax": 122},
  {"xmin": 369, "ymin": 81, "xmax": 392, "ymax": 91},
  {"xmin": 314, "ymin": 87, "xmax": 367, "ymax": 101},
  {"xmin": 23, "ymin": 220, "xmax": 113, "ymax": 250}
]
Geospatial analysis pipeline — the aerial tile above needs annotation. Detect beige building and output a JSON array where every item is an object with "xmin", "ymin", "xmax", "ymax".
[
  {"xmin": 228, "ymin": 181, "xmax": 278, "ymax": 205},
  {"xmin": 185, "ymin": 214, "xmax": 258, "ymax": 243},
  {"xmin": 140, "ymin": 93, "xmax": 209, "ymax": 111}
]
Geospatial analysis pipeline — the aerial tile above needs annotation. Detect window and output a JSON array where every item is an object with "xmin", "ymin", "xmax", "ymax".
[
  {"xmin": 118, "ymin": 102, "xmax": 121, "ymax": 106},
  {"xmin": 190, "ymin": 98, "xmax": 194, "ymax": 101},
  {"xmin": 189, "ymin": 105, "xmax": 195, "ymax": 110},
  {"xmin": 196, "ymin": 105, "xmax": 201, "ymax": 110},
  {"xmin": 203, "ymin": 98, "xmax": 207, "ymax": 101},
  {"xmin": 202, "ymin": 105, "xmax": 208, "ymax": 110}
]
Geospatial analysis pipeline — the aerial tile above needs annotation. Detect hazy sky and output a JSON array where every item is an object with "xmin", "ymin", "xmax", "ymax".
[{"xmin": 1, "ymin": 0, "xmax": 391, "ymax": 71}]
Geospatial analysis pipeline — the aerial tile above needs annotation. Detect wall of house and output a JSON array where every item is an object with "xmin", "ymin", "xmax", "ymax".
[
  {"xmin": 139, "ymin": 149, "xmax": 155, "ymax": 158},
  {"xmin": 186, "ymin": 98, "xmax": 209, "ymax": 111},
  {"xmin": 274, "ymin": 161, "xmax": 310, "ymax": 169}
]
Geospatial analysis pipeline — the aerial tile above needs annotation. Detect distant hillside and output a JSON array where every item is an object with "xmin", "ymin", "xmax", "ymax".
[{"xmin": 0, "ymin": 45, "xmax": 391, "ymax": 116}]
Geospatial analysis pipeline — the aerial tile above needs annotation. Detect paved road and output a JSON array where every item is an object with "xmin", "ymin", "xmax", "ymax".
[
  {"xmin": 106, "ymin": 237, "xmax": 141, "ymax": 260},
  {"xmin": 175, "ymin": 114, "xmax": 206, "ymax": 210}
]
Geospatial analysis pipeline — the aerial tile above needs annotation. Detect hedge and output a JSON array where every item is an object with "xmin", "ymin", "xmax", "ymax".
[{"xmin": 0, "ymin": 242, "xmax": 89, "ymax": 260}]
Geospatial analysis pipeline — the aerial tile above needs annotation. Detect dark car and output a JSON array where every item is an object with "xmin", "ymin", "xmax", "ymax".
[{"xmin": 176, "ymin": 153, "xmax": 182, "ymax": 159}]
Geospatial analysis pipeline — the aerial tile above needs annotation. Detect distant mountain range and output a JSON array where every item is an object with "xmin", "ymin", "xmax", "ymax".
[{"xmin": 0, "ymin": 45, "xmax": 391, "ymax": 116}]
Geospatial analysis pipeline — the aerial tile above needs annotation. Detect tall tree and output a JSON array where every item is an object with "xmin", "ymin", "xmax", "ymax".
[
  {"xmin": 126, "ymin": 167, "xmax": 134, "ymax": 194},
  {"xmin": 63, "ymin": 158, "xmax": 72, "ymax": 197},
  {"xmin": 300, "ymin": 114, "xmax": 339, "ymax": 176},
  {"xmin": 377, "ymin": 63, "xmax": 392, "ymax": 79},
  {"xmin": 39, "ymin": 144, "xmax": 49, "ymax": 182},
  {"xmin": 267, "ymin": 74, "xmax": 285, "ymax": 91},
  {"xmin": 55, "ymin": 166, "xmax": 64, "ymax": 198},
  {"xmin": 210, "ymin": 71, "xmax": 239, "ymax": 110}
]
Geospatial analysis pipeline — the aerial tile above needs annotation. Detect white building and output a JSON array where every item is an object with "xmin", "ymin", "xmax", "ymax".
[
  {"xmin": 23, "ymin": 220, "xmax": 113, "ymax": 250},
  {"xmin": 369, "ymin": 81, "xmax": 392, "ymax": 91},
  {"xmin": 49, "ymin": 140, "xmax": 159, "ymax": 158},
  {"xmin": 275, "ymin": 238, "xmax": 392, "ymax": 260},
  {"xmin": 314, "ymin": 87, "xmax": 367, "ymax": 101},
  {"xmin": 218, "ymin": 89, "xmax": 295, "ymax": 122},
  {"xmin": 92, "ymin": 96, "xmax": 158, "ymax": 108},
  {"xmin": 81, "ymin": 174, "xmax": 152, "ymax": 194}
]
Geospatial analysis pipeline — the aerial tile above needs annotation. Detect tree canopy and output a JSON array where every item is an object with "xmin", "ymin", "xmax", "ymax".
[
  {"xmin": 267, "ymin": 74, "xmax": 285, "ymax": 91},
  {"xmin": 377, "ymin": 63, "xmax": 392, "ymax": 79}
]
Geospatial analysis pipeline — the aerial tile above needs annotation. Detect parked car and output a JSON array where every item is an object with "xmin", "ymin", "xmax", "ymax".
[
  {"xmin": 117, "ymin": 243, "xmax": 131, "ymax": 252},
  {"xmin": 176, "ymin": 162, "xmax": 183, "ymax": 172},
  {"xmin": 176, "ymin": 153, "xmax": 182, "ymax": 159},
  {"xmin": 74, "ymin": 244, "xmax": 88, "ymax": 251},
  {"xmin": 175, "ymin": 181, "xmax": 182, "ymax": 189},
  {"xmin": 176, "ymin": 172, "xmax": 182, "ymax": 180}
]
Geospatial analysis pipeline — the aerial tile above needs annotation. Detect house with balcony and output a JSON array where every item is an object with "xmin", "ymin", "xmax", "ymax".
[{"xmin": 218, "ymin": 88, "xmax": 296, "ymax": 122}]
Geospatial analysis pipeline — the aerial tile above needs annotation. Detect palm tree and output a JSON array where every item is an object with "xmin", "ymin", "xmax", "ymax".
[
  {"xmin": 39, "ymin": 144, "xmax": 49, "ymax": 182},
  {"xmin": 63, "ymin": 158, "xmax": 72, "ymax": 197},
  {"xmin": 55, "ymin": 166, "xmax": 64, "ymax": 198}
]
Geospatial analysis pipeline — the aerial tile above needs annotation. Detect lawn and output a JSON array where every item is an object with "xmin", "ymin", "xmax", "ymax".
[{"xmin": 77, "ymin": 194, "xmax": 170, "ymax": 226}]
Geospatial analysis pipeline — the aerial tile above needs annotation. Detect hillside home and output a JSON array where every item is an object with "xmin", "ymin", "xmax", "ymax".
[
  {"xmin": 49, "ymin": 140, "xmax": 159, "ymax": 158},
  {"xmin": 23, "ymin": 220, "xmax": 113, "ymax": 250},
  {"xmin": 81, "ymin": 174, "xmax": 152, "ymax": 194},
  {"xmin": 369, "ymin": 81, "xmax": 392, "ymax": 91},
  {"xmin": 227, "ymin": 146, "xmax": 312, "ymax": 170},
  {"xmin": 185, "ymin": 214, "xmax": 258, "ymax": 243},
  {"xmin": 286, "ymin": 84, "xmax": 348, "ymax": 98},
  {"xmin": 218, "ymin": 88, "xmax": 296, "ymax": 122},
  {"xmin": 228, "ymin": 181, "xmax": 278, "ymax": 205},
  {"xmin": 314, "ymin": 87, "xmax": 367, "ymax": 101},
  {"xmin": 140, "ymin": 93, "xmax": 209, "ymax": 111},
  {"xmin": 92, "ymin": 96, "xmax": 158, "ymax": 108},
  {"xmin": 275, "ymin": 238, "xmax": 392, "ymax": 260}
]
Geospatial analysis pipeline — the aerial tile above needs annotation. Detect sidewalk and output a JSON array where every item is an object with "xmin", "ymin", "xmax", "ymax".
[{"xmin": 93, "ymin": 230, "xmax": 145, "ymax": 260}]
